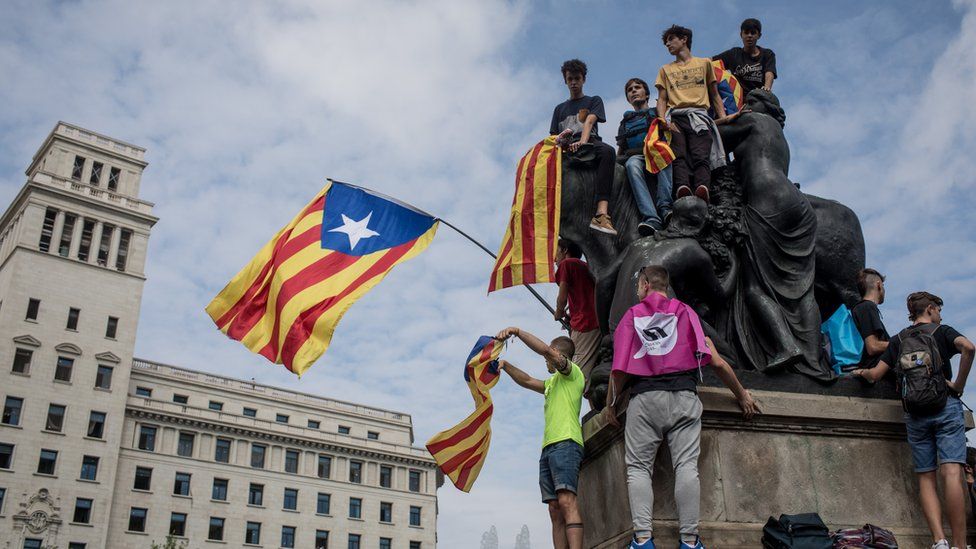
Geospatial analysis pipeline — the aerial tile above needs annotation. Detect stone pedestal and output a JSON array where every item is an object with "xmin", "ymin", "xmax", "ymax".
[{"xmin": 579, "ymin": 386, "xmax": 974, "ymax": 548}]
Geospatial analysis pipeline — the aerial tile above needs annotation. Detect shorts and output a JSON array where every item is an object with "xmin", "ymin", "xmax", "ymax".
[
  {"xmin": 905, "ymin": 396, "xmax": 967, "ymax": 472},
  {"xmin": 539, "ymin": 439, "xmax": 584, "ymax": 502}
]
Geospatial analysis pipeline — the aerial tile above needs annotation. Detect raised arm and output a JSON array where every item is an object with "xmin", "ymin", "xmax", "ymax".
[
  {"xmin": 498, "ymin": 359, "xmax": 545, "ymax": 395},
  {"xmin": 496, "ymin": 327, "xmax": 568, "ymax": 372}
]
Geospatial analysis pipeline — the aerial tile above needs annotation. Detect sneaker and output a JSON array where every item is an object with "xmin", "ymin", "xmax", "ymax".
[
  {"xmin": 931, "ymin": 540, "xmax": 949, "ymax": 549},
  {"xmin": 676, "ymin": 185, "xmax": 692, "ymax": 198},
  {"xmin": 589, "ymin": 214, "xmax": 618, "ymax": 235},
  {"xmin": 637, "ymin": 220, "xmax": 659, "ymax": 237},
  {"xmin": 694, "ymin": 185, "xmax": 710, "ymax": 203},
  {"xmin": 662, "ymin": 210, "xmax": 673, "ymax": 227},
  {"xmin": 629, "ymin": 536, "xmax": 655, "ymax": 549},
  {"xmin": 679, "ymin": 537, "xmax": 705, "ymax": 549}
]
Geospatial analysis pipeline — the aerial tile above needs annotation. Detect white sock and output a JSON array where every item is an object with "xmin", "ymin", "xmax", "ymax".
[{"xmin": 681, "ymin": 534, "xmax": 699, "ymax": 546}]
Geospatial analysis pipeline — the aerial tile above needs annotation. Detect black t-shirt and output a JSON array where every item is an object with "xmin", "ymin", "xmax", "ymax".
[
  {"xmin": 629, "ymin": 369, "xmax": 699, "ymax": 394},
  {"xmin": 850, "ymin": 300, "xmax": 890, "ymax": 368},
  {"xmin": 880, "ymin": 323, "xmax": 965, "ymax": 379},
  {"xmin": 712, "ymin": 47, "xmax": 777, "ymax": 94},
  {"xmin": 550, "ymin": 95, "xmax": 607, "ymax": 142}
]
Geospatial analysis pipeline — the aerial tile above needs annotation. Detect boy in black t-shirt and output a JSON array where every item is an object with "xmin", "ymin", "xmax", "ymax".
[
  {"xmin": 550, "ymin": 59, "xmax": 618, "ymax": 235},
  {"xmin": 853, "ymin": 291, "xmax": 975, "ymax": 549},
  {"xmin": 850, "ymin": 268, "xmax": 890, "ymax": 370},
  {"xmin": 713, "ymin": 18, "xmax": 777, "ymax": 95}
]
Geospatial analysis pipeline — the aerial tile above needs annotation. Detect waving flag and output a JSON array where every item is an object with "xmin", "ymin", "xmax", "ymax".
[
  {"xmin": 643, "ymin": 117, "xmax": 675, "ymax": 174},
  {"xmin": 206, "ymin": 180, "xmax": 438, "ymax": 376},
  {"xmin": 426, "ymin": 336, "xmax": 504, "ymax": 492},
  {"xmin": 488, "ymin": 136, "xmax": 561, "ymax": 293},
  {"xmin": 712, "ymin": 59, "xmax": 744, "ymax": 115}
]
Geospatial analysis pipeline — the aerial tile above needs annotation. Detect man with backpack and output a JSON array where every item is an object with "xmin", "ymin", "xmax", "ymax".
[
  {"xmin": 850, "ymin": 268, "xmax": 890, "ymax": 370},
  {"xmin": 852, "ymin": 291, "xmax": 975, "ymax": 549}
]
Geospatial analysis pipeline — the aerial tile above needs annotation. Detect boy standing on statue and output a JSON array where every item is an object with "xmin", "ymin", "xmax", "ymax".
[
  {"xmin": 550, "ymin": 58, "xmax": 618, "ymax": 235},
  {"xmin": 713, "ymin": 18, "xmax": 777, "ymax": 95},
  {"xmin": 496, "ymin": 327, "xmax": 585, "ymax": 549},
  {"xmin": 603, "ymin": 266, "xmax": 758, "ymax": 549},
  {"xmin": 850, "ymin": 268, "xmax": 890, "ymax": 371},
  {"xmin": 554, "ymin": 238, "xmax": 601, "ymax": 381},
  {"xmin": 853, "ymin": 292, "xmax": 974, "ymax": 549}
]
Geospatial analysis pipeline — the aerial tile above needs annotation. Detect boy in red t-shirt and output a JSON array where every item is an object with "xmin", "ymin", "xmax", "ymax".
[{"xmin": 554, "ymin": 239, "xmax": 601, "ymax": 380}]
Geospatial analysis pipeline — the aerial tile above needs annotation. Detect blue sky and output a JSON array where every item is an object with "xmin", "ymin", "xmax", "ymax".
[{"xmin": 2, "ymin": 1, "xmax": 975, "ymax": 546}]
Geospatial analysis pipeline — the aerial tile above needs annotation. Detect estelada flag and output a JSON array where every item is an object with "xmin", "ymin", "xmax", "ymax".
[
  {"xmin": 643, "ymin": 117, "xmax": 675, "ymax": 175},
  {"xmin": 426, "ymin": 336, "xmax": 504, "ymax": 492},
  {"xmin": 206, "ymin": 180, "xmax": 438, "ymax": 376},
  {"xmin": 713, "ymin": 59, "xmax": 744, "ymax": 115},
  {"xmin": 488, "ymin": 136, "xmax": 561, "ymax": 293}
]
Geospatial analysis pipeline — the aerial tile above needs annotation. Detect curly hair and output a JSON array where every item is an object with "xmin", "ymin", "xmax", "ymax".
[
  {"xmin": 561, "ymin": 59, "xmax": 587, "ymax": 79},
  {"xmin": 662, "ymin": 25, "xmax": 693, "ymax": 49}
]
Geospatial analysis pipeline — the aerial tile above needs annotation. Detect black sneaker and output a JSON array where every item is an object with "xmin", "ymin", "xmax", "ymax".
[{"xmin": 638, "ymin": 221, "xmax": 656, "ymax": 237}]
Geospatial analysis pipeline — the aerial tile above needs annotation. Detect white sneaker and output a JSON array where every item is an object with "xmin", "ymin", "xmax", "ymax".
[{"xmin": 931, "ymin": 540, "xmax": 949, "ymax": 549}]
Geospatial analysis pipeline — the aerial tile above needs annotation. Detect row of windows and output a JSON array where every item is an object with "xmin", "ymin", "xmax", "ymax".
[
  {"xmin": 0, "ymin": 443, "xmax": 104, "ymax": 479},
  {"xmin": 11, "ymin": 350, "xmax": 116, "ymax": 389},
  {"xmin": 70, "ymin": 154, "xmax": 121, "ymax": 191},
  {"xmin": 38, "ymin": 206, "xmax": 132, "ymax": 271},
  {"xmin": 22, "ymin": 296, "xmax": 120, "ymax": 337},
  {"xmin": 2, "ymin": 397, "xmax": 108, "ymax": 436},
  {"xmin": 23, "ymin": 539, "xmax": 87, "ymax": 549}
]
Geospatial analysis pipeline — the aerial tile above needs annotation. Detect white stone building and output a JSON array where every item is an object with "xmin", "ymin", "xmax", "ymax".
[{"xmin": 0, "ymin": 123, "xmax": 439, "ymax": 549}]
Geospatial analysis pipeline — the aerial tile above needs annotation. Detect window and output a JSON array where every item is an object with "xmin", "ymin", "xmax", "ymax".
[
  {"xmin": 208, "ymin": 400, "xmax": 223, "ymax": 411},
  {"xmin": 173, "ymin": 472, "xmax": 191, "ymax": 496},
  {"xmin": 37, "ymin": 449, "xmax": 57, "ymax": 475},
  {"xmin": 380, "ymin": 465, "xmax": 392, "ymax": 488},
  {"xmin": 54, "ymin": 357, "xmax": 73, "ymax": 382},
  {"xmin": 285, "ymin": 449, "xmax": 299, "ymax": 473},
  {"xmin": 212, "ymin": 478, "xmax": 228, "ymax": 501},
  {"xmin": 39, "ymin": 208, "xmax": 57, "ymax": 252},
  {"xmin": 135, "ymin": 386, "xmax": 152, "ymax": 398},
  {"xmin": 173, "ymin": 394, "xmax": 188, "ymax": 404},
  {"xmin": 77, "ymin": 219, "xmax": 94, "ymax": 261},
  {"xmin": 338, "ymin": 425, "xmax": 350, "ymax": 435},
  {"xmin": 2, "ymin": 397, "xmax": 23, "ymax": 425},
  {"xmin": 349, "ymin": 460, "xmax": 362, "ymax": 483},
  {"xmin": 96, "ymin": 225, "xmax": 113, "ymax": 266},
  {"xmin": 348, "ymin": 534, "xmax": 361, "ymax": 549},
  {"xmin": 317, "ymin": 455, "xmax": 332, "ymax": 478},
  {"xmin": 105, "ymin": 316, "xmax": 118, "ymax": 339},
  {"xmin": 250, "ymin": 444, "xmax": 266, "ymax": 468},
  {"xmin": 80, "ymin": 455, "xmax": 99, "ymax": 481},
  {"xmin": 72, "ymin": 156, "xmax": 85, "ymax": 180},
  {"xmin": 208, "ymin": 517, "xmax": 225, "ymax": 541},
  {"xmin": 368, "ymin": 431, "xmax": 380, "ymax": 440},
  {"xmin": 242, "ymin": 407, "xmax": 257, "ymax": 417},
  {"xmin": 89, "ymin": 162, "xmax": 102, "ymax": 186},
  {"xmin": 137, "ymin": 425, "xmax": 156, "ymax": 450},
  {"xmin": 248, "ymin": 483, "xmax": 264, "ymax": 506},
  {"xmin": 0, "ymin": 487, "xmax": 4, "ymax": 513},
  {"xmin": 276, "ymin": 413, "xmax": 289, "ymax": 423},
  {"xmin": 380, "ymin": 538, "xmax": 392, "ymax": 549},
  {"xmin": 12, "ymin": 348, "xmax": 32, "ymax": 374},
  {"xmin": 410, "ymin": 542, "xmax": 422, "ymax": 549},
  {"xmin": 409, "ymin": 470, "xmax": 422, "ymax": 492},
  {"xmin": 94, "ymin": 366, "xmax": 113, "ymax": 389},
  {"xmin": 24, "ymin": 540, "xmax": 42, "ymax": 549},
  {"xmin": 66, "ymin": 307, "xmax": 81, "ymax": 330},
  {"xmin": 283, "ymin": 487, "xmax": 298, "ymax": 510},
  {"xmin": 177, "ymin": 432, "xmax": 195, "ymax": 457},
  {"xmin": 115, "ymin": 228, "xmax": 132, "ymax": 271},
  {"xmin": 26, "ymin": 298, "xmax": 40, "ymax": 321},
  {"xmin": 315, "ymin": 530, "xmax": 329, "ymax": 549},
  {"xmin": 308, "ymin": 419, "xmax": 320, "ymax": 429},
  {"xmin": 380, "ymin": 501, "xmax": 392, "ymax": 523},
  {"xmin": 128, "ymin": 507, "xmax": 147, "ymax": 532},
  {"xmin": 214, "ymin": 438, "xmax": 231, "ymax": 463},
  {"xmin": 349, "ymin": 497, "xmax": 361, "ymax": 519},
  {"xmin": 133, "ymin": 467, "xmax": 152, "ymax": 490},
  {"xmin": 108, "ymin": 167, "xmax": 121, "ymax": 191},
  {"xmin": 409, "ymin": 506, "xmax": 421, "ymax": 526},
  {"xmin": 59, "ymin": 213, "xmax": 76, "ymax": 257},
  {"xmin": 46, "ymin": 404, "xmax": 66, "ymax": 432},
  {"xmin": 69, "ymin": 543, "xmax": 86, "ymax": 549},
  {"xmin": 0, "ymin": 443, "xmax": 12, "ymax": 468},
  {"xmin": 88, "ymin": 411, "xmax": 106, "ymax": 439},
  {"xmin": 317, "ymin": 492, "xmax": 331, "ymax": 514},
  {"xmin": 281, "ymin": 526, "xmax": 297, "ymax": 548},
  {"xmin": 246, "ymin": 522, "xmax": 262, "ymax": 545},
  {"xmin": 170, "ymin": 512, "xmax": 187, "ymax": 536},
  {"xmin": 73, "ymin": 498, "xmax": 92, "ymax": 524}
]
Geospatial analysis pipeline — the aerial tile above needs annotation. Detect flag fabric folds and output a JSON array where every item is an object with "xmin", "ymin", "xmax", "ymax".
[
  {"xmin": 643, "ymin": 117, "xmax": 675, "ymax": 175},
  {"xmin": 712, "ymin": 59, "xmax": 744, "ymax": 115},
  {"xmin": 488, "ymin": 136, "xmax": 562, "ymax": 293},
  {"xmin": 426, "ymin": 336, "xmax": 505, "ymax": 492},
  {"xmin": 206, "ymin": 180, "xmax": 438, "ymax": 377}
]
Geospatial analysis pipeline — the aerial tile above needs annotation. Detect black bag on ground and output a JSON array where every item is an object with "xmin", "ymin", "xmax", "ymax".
[
  {"xmin": 762, "ymin": 513, "xmax": 832, "ymax": 549},
  {"xmin": 893, "ymin": 323, "xmax": 947, "ymax": 416}
]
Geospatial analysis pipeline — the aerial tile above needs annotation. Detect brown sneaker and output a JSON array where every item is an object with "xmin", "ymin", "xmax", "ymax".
[
  {"xmin": 676, "ymin": 185, "xmax": 692, "ymax": 198},
  {"xmin": 589, "ymin": 214, "xmax": 618, "ymax": 235},
  {"xmin": 694, "ymin": 185, "xmax": 711, "ymax": 203}
]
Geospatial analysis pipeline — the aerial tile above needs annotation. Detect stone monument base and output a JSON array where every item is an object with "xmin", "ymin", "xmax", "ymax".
[{"xmin": 579, "ymin": 387, "xmax": 974, "ymax": 548}]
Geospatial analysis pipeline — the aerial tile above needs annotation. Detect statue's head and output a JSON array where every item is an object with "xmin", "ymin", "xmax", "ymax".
[
  {"xmin": 744, "ymin": 89, "xmax": 786, "ymax": 128},
  {"xmin": 669, "ymin": 196, "xmax": 709, "ymax": 234}
]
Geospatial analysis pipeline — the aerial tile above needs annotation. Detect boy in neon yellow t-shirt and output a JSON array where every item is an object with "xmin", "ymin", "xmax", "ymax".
[{"xmin": 496, "ymin": 326, "xmax": 585, "ymax": 549}]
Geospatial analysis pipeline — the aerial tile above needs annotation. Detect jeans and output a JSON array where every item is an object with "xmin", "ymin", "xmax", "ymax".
[
  {"xmin": 905, "ymin": 396, "xmax": 967, "ymax": 472},
  {"xmin": 539, "ymin": 439, "xmax": 584, "ymax": 502},
  {"xmin": 624, "ymin": 155, "xmax": 673, "ymax": 228},
  {"xmin": 670, "ymin": 114, "xmax": 712, "ymax": 191}
]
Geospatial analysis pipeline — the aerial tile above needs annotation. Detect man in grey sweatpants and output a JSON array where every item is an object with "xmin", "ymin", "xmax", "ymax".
[{"xmin": 603, "ymin": 266, "xmax": 759, "ymax": 549}]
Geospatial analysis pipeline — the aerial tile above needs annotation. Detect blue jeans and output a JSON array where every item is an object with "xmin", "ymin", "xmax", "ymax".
[
  {"xmin": 625, "ymin": 155, "xmax": 673, "ymax": 228},
  {"xmin": 905, "ymin": 396, "xmax": 967, "ymax": 472},
  {"xmin": 539, "ymin": 439, "xmax": 584, "ymax": 502}
]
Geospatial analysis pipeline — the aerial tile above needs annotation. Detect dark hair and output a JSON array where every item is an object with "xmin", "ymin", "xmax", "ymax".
[
  {"xmin": 561, "ymin": 59, "xmax": 587, "ymax": 79},
  {"xmin": 551, "ymin": 336, "xmax": 576, "ymax": 359},
  {"xmin": 639, "ymin": 265, "xmax": 670, "ymax": 292},
  {"xmin": 741, "ymin": 18, "xmax": 762, "ymax": 33},
  {"xmin": 662, "ymin": 25, "xmax": 693, "ymax": 50},
  {"xmin": 967, "ymin": 446, "xmax": 976, "ymax": 468},
  {"xmin": 624, "ymin": 77, "xmax": 650, "ymax": 98},
  {"xmin": 906, "ymin": 291, "xmax": 943, "ymax": 321},
  {"xmin": 557, "ymin": 238, "xmax": 583, "ymax": 259},
  {"xmin": 856, "ymin": 268, "xmax": 885, "ymax": 297}
]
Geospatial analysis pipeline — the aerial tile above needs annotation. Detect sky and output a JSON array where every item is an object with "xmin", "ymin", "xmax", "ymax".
[{"xmin": 2, "ymin": 0, "xmax": 976, "ymax": 546}]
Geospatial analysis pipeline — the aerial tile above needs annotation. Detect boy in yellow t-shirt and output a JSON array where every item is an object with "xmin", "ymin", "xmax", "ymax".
[{"xmin": 496, "ymin": 326, "xmax": 585, "ymax": 549}]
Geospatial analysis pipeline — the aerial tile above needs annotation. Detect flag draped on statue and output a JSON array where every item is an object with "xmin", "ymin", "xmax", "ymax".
[
  {"xmin": 426, "ymin": 336, "xmax": 505, "ymax": 492},
  {"xmin": 712, "ymin": 59, "xmax": 744, "ymax": 115},
  {"xmin": 206, "ymin": 180, "xmax": 438, "ymax": 376},
  {"xmin": 643, "ymin": 117, "xmax": 675, "ymax": 174},
  {"xmin": 487, "ymin": 136, "xmax": 561, "ymax": 293}
]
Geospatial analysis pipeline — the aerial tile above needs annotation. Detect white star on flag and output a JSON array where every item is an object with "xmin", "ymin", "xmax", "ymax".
[{"xmin": 328, "ymin": 212, "xmax": 380, "ymax": 250}]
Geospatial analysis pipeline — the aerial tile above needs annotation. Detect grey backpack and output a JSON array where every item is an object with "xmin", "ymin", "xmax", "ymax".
[{"xmin": 894, "ymin": 324, "xmax": 947, "ymax": 416}]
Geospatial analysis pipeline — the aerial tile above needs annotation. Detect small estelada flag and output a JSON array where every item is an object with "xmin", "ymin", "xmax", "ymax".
[{"xmin": 643, "ymin": 117, "xmax": 675, "ymax": 175}]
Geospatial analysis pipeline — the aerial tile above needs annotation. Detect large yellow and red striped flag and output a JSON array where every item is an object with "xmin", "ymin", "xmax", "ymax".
[
  {"xmin": 713, "ymin": 59, "xmax": 744, "ymax": 114},
  {"xmin": 206, "ymin": 180, "xmax": 438, "ymax": 376},
  {"xmin": 426, "ymin": 336, "xmax": 504, "ymax": 492},
  {"xmin": 643, "ymin": 117, "xmax": 675, "ymax": 175},
  {"xmin": 487, "ymin": 136, "xmax": 561, "ymax": 293}
]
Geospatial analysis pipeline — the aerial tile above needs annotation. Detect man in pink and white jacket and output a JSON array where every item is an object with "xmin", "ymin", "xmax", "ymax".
[{"xmin": 603, "ymin": 265, "xmax": 759, "ymax": 549}]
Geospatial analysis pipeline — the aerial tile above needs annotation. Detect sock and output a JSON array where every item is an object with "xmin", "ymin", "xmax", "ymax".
[{"xmin": 681, "ymin": 534, "xmax": 699, "ymax": 546}]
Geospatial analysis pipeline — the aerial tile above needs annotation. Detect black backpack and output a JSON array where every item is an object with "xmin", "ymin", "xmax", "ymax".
[
  {"xmin": 893, "ymin": 323, "xmax": 947, "ymax": 416},
  {"xmin": 762, "ymin": 513, "xmax": 832, "ymax": 549}
]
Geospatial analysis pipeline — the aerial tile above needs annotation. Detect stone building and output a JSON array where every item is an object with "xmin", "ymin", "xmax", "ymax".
[{"xmin": 0, "ymin": 122, "xmax": 439, "ymax": 548}]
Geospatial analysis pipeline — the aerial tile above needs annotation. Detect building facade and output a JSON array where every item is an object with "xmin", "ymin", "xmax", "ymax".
[{"xmin": 0, "ymin": 123, "xmax": 439, "ymax": 549}]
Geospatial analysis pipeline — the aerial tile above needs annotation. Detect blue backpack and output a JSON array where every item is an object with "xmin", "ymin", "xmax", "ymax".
[
  {"xmin": 617, "ymin": 110, "xmax": 653, "ymax": 151},
  {"xmin": 820, "ymin": 304, "xmax": 864, "ymax": 373}
]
